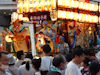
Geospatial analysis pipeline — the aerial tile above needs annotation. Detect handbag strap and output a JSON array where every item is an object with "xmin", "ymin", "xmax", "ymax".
[{"xmin": 8, "ymin": 68, "xmax": 15, "ymax": 75}]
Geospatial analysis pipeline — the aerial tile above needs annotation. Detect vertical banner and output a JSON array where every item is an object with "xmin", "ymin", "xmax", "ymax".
[{"xmin": 29, "ymin": 25, "xmax": 37, "ymax": 56}]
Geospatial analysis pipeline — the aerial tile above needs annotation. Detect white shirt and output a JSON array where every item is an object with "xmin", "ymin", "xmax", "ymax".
[
  {"xmin": 6, "ymin": 65, "xmax": 22, "ymax": 75},
  {"xmin": 15, "ymin": 60, "xmax": 24, "ymax": 68},
  {"xmin": 35, "ymin": 72, "xmax": 41, "ymax": 75},
  {"xmin": 65, "ymin": 61, "xmax": 82, "ymax": 75},
  {"xmin": 40, "ymin": 56, "xmax": 53, "ymax": 71},
  {"xmin": 19, "ymin": 64, "xmax": 35, "ymax": 75}
]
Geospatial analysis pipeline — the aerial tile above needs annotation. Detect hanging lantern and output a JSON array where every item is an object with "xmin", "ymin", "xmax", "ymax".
[
  {"xmin": 17, "ymin": 0, "xmax": 23, "ymax": 14},
  {"xmin": 30, "ymin": 0, "xmax": 34, "ymax": 12},
  {"xmin": 79, "ymin": 2, "xmax": 83, "ymax": 9},
  {"xmin": 36, "ymin": 0, "xmax": 39, "ymax": 11},
  {"xmin": 51, "ymin": 0, "xmax": 56, "ymax": 9},
  {"xmin": 47, "ymin": 0, "xmax": 50, "ymax": 11},
  {"xmin": 74, "ymin": 1, "xmax": 78, "ymax": 8},
  {"xmin": 24, "ymin": 0, "xmax": 29, "ymax": 13},
  {"xmin": 41, "ymin": 0, "xmax": 44, "ymax": 11},
  {"xmin": 58, "ymin": 0, "xmax": 62, "ymax": 6},
  {"xmin": 18, "ymin": 14, "xmax": 23, "ymax": 21}
]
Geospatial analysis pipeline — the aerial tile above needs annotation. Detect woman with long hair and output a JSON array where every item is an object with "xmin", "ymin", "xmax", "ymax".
[{"xmin": 19, "ymin": 52, "xmax": 35, "ymax": 75}]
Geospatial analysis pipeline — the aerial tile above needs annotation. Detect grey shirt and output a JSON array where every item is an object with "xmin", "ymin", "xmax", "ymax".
[
  {"xmin": 6, "ymin": 65, "xmax": 22, "ymax": 75},
  {"xmin": 40, "ymin": 28, "xmax": 52, "ymax": 37}
]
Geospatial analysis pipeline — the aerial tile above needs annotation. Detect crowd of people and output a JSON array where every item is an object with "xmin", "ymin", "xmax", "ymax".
[{"xmin": 0, "ymin": 44, "xmax": 100, "ymax": 75}]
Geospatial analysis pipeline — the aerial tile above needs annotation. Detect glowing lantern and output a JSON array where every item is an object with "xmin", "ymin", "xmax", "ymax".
[
  {"xmin": 51, "ymin": 0, "xmax": 56, "ymax": 9},
  {"xmin": 74, "ymin": 12, "xmax": 78, "ymax": 20},
  {"xmin": 47, "ymin": 0, "xmax": 50, "ymax": 11},
  {"xmin": 41, "ymin": 0, "xmax": 44, "ymax": 11},
  {"xmin": 17, "ymin": 0, "xmax": 23, "ymax": 14},
  {"xmin": 65, "ymin": 0, "xmax": 69, "ymax": 7},
  {"xmin": 18, "ymin": 14, "xmax": 23, "ymax": 21},
  {"xmin": 36, "ymin": 0, "xmax": 39, "ymax": 11},
  {"xmin": 62, "ymin": 0, "xmax": 65, "ymax": 7},
  {"xmin": 99, "ymin": 5, "xmax": 100, "ymax": 12},
  {"xmin": 58, "ymin": 10, "xmax": 62, "ymax": 18},
  {"xmin": 79, "ymin": 2, "xmax": 83, "ymax": 9},
  {"xmin": 94, "ymin": 4, "xmax": 98, "ymax": 11},
  {"xmin": 5, "ymin": 35, "xmax": 12, "ymax": 42},
  {"xmin": 74, "ymin": 1, "xmax": 78, "ymax": 8},
  {"xmin": 71, "ymin": 1, "xmax": 74, "ymax": 8},
  {"xmin": 58, "ymin": 0, "xmax": 62, "ymax": 6},
  {"xmin": 24, "ymin": 0, "xmax": 29, "ymax": 13},
  {"xmin": 30, "ymin": 0, "xmax": 34, "ymax": 12},
  {"xmin": 23, "ymin": 17, "xmax": 29, "ymax": 21}
]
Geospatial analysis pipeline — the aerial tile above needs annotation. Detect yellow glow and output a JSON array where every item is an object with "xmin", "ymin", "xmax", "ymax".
[
  {"xmin": 79, "ymin": 2, "xmax": 83, "ymax": 9},
  {"xmin": 18, "ymin": 14, "xmax": 23, "ymax": 21},
  {"xmin": 74, "ymin": 1, "xmax": 78, "ymax": 8},
  {"xmin": 41, "ymin": 0, "xmax": 44, "ymax": 11},
  {"xmin": 58, "ymin": 10, "xmax": 98, "ymax": 23},
  {"xmin": 47, "ymin": 0, "xmax": 50, "ymax": 11},
  {"xmin": 36, "ymin": 0, "xmax": 39, "ymax": 11},
  {"xmin": 30, "ymin": 0, "xmax": 34, "ymax": 12},
  {"xmin": 24, "ymin": 0, "xmax": 30, "ymax": 13},
  {"xmin": 58, "ymin": 0, "xmax": 62, "ymax": 6},
  {"xmin": 5, "ymin": 35, "xmax": 12, "ymax": 42},
  {"xmin": 18, "ymin": 0, "xmax": 23, "ymax": 13},
  {"xmin": 23, "ymin": 17, "xmax": 29, "ymax": 21}
]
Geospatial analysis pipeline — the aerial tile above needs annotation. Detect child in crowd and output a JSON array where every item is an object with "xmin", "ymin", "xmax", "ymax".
[{"xmin": 80, "ymin": 57, "xmax": 92, "ymax": 75}]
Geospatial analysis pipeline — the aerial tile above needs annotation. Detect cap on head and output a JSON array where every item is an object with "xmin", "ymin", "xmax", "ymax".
[
  {"xmin": 42, "ymin": 21, "xmax": 48, "ymax": 24},
  {"xmin": 43, "ymin": 44, "xmax": 51, "ymax": 53},
  {"xmin": 7, "ymin": 54, "xmax": 16, "ymax": 65}
]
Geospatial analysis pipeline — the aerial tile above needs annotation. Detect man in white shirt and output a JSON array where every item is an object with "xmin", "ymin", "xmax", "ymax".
[
  {"xmin": 0, "ymin": 51, "xmax": 11, "ymax": 75},
  {"xmin": 65, "ymin": 48, "xmax": 84, "ymax": 75},
  {"xmin": 40, "ymin": 44, "xmax": 53, "ymax": 75},
  {"xmin": 15, "ymin": 50, "xmax": 24, "ymax": 68}
]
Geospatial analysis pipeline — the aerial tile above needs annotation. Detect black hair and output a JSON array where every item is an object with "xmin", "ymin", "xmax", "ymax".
[
  {"xmin": 84, "ymin": 49, "xmax": 91, "ymax": 56},
  {"xmin": 43, "ymin": 44, "xmax": 51, "ymax": 53},
  {"xmin": 9, "ymin": 63, "xmax": 14, "ymax": 66},
  {"xmin": 17, "ymin": 50, "xmax": 24, "ymax": 59},
  {"xmin": 89, "ymin": 61, "xmax": 99, "ymax": 75},
  {"xmin": 25, "ymin": 52, "xmax": 33, "ymax": 71},
  {"xmin": 83, "ymin": 57, "xmax": 91, "ymax": 66},
  {"xmin": 65, "ymin": 53, "xmax": 72, "ymax": 62},
  {"xmin": 53, "ymin": 54, "xmax": 64, "ymax": 67},
  {"xmin": 72, "ymin": 48, "xmax": 84, "ymax": 58},
  {"xmin": 0, "ymin": 51, "xmax": 7, "ymax": 61},
  {"xmin": 21, "ymin": 61, "xmax": 26, "ymax": 65},
  {"xmin": 39, "ymin": 32, "xmax": 44, "ymax": 34},
  {"xmin": 25, "ymin": 52, "xmax": 33, "ymax": 60},
  {"xmin": 32, "ymin": 58, "xmax": 41, "ymax": 70}
]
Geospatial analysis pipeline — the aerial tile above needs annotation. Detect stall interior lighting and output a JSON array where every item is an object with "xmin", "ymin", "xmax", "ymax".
[
  {"xmin": 58, "ymin": 0, "xmax": 98, "ymax": 12},
  {"xmin": 58, "ymin": 10, "xmax": 98, "ymax": 23}
]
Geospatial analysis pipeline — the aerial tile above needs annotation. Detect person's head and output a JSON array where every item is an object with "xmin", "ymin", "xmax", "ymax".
[
  {"xmin": 84, "ymin": 49, "xmax": 91, "ymax": 57},
  {"xmin": 17, "ymin": 50, "xmax": 24, "ymax": 60},
  {"xmin": 42, "ymin": 21, "xmax": 48, "ymax": 29},
  {"xmin": 65, "ymin": 53, "xmax": 72, "ymax": 62},
  {"xmin": 53, "ymin": 54, "xmax": 67, "ymax": 70},
  {"xmin": 7, "ymin": 54, "xmax": 16, "ymax": 66},
  {"xmin": 89, "ymin": 61, "xmax": 99, "ymax": 75},
  {"xmin": 32, "ymin": 58, "xmax": 41, "ymax": 71},
  {"xmin": 59, "ymin": 36, "xmax": 64, "ymax": 43},
  {"xmin": 0, "ymin": 51, "xmax": 9, "ymax": 70},
  {"xmin": 24, "ymin": 52, "xmax": 33, "ymax": 71},
  {"xmin": 43, "ymin": 44, "xmax": 51, "ymax": 54},
  {"xmin": 25, "ymin": 52, "xmax": 33, "ymax": 60},
  {"xmin": 81, "ymin": 57, "xmax": 91, "ymax": 68},
  {"xmin": 72, "ymin": 48, "xmax": 84, "ymax": 64}
]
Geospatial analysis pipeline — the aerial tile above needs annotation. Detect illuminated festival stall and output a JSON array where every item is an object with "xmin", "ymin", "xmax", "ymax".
[{"xmin": 16, "ymin": 0, "xmax": 100, "ymax": 53}]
